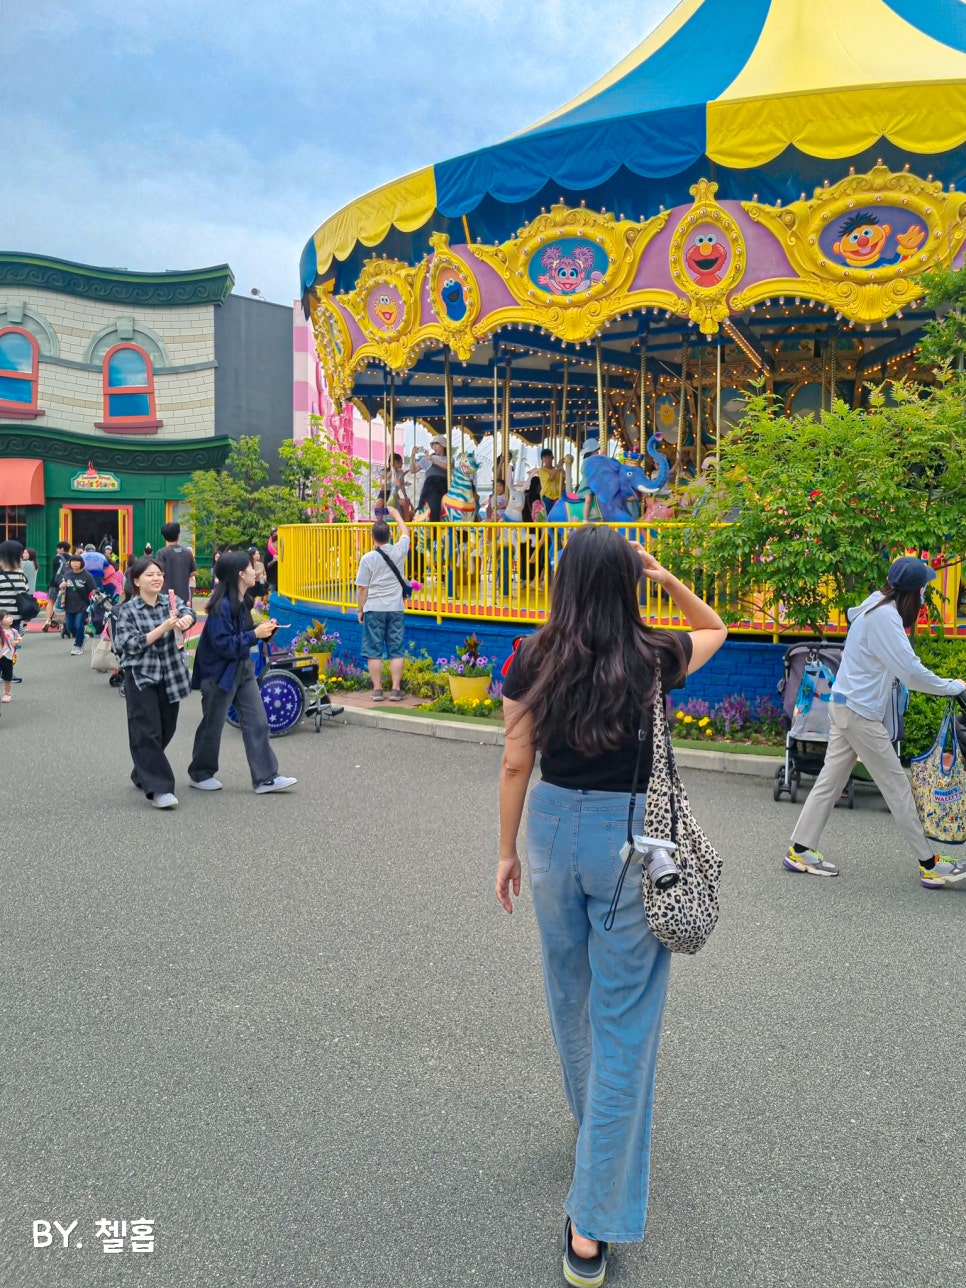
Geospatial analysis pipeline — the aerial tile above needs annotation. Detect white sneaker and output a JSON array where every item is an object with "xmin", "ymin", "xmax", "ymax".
[
  {"xmin": 254, "ymin": 775, "xmax": 297, "ymax": 795},
  {"xmin": 70, "ymin": 646, "xmax": 83, "ymax": 656},
  {"xmin": 190, "ymin": 778, "xmax": 223, "ymax": 791},
  {"xmin": 149, "ymin": 793, "xmax": 179, "ymax": 809}
]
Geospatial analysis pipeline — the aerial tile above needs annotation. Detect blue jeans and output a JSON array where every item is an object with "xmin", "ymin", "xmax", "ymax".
[
  {"xmin": 361, "ymin": 610, "xmax": 404, "ymax": 659},
  {"xmin": 65, "ymin": 610, "xmax": 86, "ymax": 648},
  {"xmin": 527, "ymin": 781, "xmax": 671, "ymax": 1244}
]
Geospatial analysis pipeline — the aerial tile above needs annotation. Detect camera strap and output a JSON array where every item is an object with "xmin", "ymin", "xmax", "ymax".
[{"xmin": 604, "ymin": 683, "xmax": 652, "ymax": 933}]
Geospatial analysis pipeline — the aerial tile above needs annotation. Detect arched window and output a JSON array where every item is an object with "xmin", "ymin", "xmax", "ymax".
[
  {"xmin": 0, "ymin": 327, "xmax": 43, "ymax": 418},
  {"xmin": 97, "ymin": 343, "xmax": 163, "ymax": 433}
]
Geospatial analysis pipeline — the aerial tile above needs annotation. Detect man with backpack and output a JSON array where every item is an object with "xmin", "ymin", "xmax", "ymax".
[{"xmin": 355, "ymin": 505, "xmax": 410, "ymax": 702}]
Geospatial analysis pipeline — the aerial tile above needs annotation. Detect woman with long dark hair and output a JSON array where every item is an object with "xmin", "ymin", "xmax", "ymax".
[
  {"xmin": 113, "ymin": 557, "xmax": 196, "ymax": 809},
  {"xmin": 187, "ymin": 550, "xmax": 296, "ymax": 795},
  {"xmin": 0, "ymin": 539, "xmax": 28, "ymax": 631},
  {"xmin": 787, "ymin": 557, "xmax": 966, "ymax": 885},
  {"xmin": 497, "ymin": 524, "xmax": 726, "ymax": 1285}
]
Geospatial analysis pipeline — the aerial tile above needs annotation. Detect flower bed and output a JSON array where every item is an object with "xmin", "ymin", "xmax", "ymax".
[{"xmin": 669, "ymin": 695, "xmax": 786, "ymax": 747}]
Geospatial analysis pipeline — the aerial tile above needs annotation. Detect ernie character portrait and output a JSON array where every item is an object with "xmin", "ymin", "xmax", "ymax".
[{"xmin": 832, "ymin": 212, "xmax": 925, "ymax": 270}]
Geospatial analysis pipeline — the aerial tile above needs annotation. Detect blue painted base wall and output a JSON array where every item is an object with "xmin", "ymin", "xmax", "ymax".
[{"xmin": 269, "ymin": 595, "xmax": 788, "ymax": 706}]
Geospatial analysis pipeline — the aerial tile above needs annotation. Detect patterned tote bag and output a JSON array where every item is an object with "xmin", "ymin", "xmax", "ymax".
[
  {"xmin": 641, "ymin": 664, "xmax": 724, "ymax": 954},
  {"xmin": 911, "ymin": 701, "xmax": 966, "ymax": 846}
]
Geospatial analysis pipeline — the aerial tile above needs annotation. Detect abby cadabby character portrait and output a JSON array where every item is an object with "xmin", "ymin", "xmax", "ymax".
[{"xmin": 528, "ymin": 238, "xmax": 609, "ymax": 295}]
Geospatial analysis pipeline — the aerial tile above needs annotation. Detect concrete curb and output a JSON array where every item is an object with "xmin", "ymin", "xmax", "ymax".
[{"xmin": 337, "ymin": 705, "xmax": 784, "ymax": 772}]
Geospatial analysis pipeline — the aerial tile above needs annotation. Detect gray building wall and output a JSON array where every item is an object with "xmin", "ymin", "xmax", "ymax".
[{"xmin": 214, "ymin": 294, "xmax": 293, "ymax": 480}]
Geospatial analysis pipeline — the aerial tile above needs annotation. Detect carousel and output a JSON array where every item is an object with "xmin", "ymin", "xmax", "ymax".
[{"xmin": 279, "ymin": 0, "xmax": 966, "ymax": 655}]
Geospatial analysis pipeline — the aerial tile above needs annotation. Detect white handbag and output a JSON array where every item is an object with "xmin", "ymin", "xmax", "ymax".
[{"xmin": 90, "ymin": 633, "xmax": 118, "ymax": 672}]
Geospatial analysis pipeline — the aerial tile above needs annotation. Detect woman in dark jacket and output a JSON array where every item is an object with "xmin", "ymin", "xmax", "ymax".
[
  {"xmin": 187, "ymin": 550, "xmax": 296, "ymax": 795},
  {"xmin": 497, "ymin": 525, "xmax": 726, "ymax": 1285}
]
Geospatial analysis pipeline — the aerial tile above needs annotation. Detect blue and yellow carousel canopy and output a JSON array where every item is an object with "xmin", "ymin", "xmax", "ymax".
[{"xmin": 303, "ymin": 0, "xmax": 966, "ymax": 288}]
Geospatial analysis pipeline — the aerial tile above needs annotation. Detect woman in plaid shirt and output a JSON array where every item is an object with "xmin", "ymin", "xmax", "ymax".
[{"xmin": 114, "ymin": 556, "xmax": 196, "ymax": 809}]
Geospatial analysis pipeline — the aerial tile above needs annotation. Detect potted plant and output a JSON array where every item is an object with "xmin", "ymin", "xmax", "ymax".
[
  {"xmin": 437, "ymin": 635, "xmax": 493, "ymax": 702},
  {"xmin": 292, "ymin": 620, "xmax": 341, "ymax": 674}
]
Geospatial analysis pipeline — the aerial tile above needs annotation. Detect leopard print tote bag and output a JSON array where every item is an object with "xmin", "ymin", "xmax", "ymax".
[{"xmin": 641, "ymin": 664, "xmax": 723, "ymax": 954}]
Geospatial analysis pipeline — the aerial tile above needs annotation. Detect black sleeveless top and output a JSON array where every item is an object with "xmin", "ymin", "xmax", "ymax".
[{"xmin": 502, "ymin": 634, "xmax": 692, "ymax": 792}]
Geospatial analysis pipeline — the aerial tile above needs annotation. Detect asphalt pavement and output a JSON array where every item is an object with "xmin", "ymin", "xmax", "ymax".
[{"xmin": 1, "ymin": 632, "xmax": 964, "ymax": 1288}]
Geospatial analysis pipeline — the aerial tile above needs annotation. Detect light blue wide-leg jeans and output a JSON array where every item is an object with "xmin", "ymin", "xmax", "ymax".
[{"xmin": 527, "ymin": 781, "xmax": 671, "ymax": 1244}]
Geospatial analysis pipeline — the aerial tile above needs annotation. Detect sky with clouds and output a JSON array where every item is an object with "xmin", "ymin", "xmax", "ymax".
[{"xmin": 0, "ymin": 0, "xmax": 679, "ymax": 304}]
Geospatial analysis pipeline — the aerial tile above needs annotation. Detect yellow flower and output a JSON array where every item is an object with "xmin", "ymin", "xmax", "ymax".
[
  {"xmin": 705, "ymin": 728, "xmax": 713, "ymax": 737},
  {"xmin": 699, "ymin": 716, "xmax": 710, "ymax": 727},
  {"xmin": 675, "ymin": 711, "xmax": 685, "ymax": 721},
  {"xmin": 472, "ymin": 698, "xmax": 480, "ymax": 706},
  {"xmin": 684, "ymin": 715, "xmax": 694, "ymax": 724}
]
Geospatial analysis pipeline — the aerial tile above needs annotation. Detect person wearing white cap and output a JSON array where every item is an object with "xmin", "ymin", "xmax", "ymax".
[
  {"xmin": 578, "ymin": 433, "xmax": 601, "ymax": 522},
  {"xmin": 786, "ymin": 557, "xmax": 966, "ymax": 887},
  {"xmin": 412, "ymin": 436, "xmax": 448, "ymax": 521}
]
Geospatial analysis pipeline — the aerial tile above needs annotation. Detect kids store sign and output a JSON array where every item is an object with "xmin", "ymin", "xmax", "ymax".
[{"xmin": 70, "ymin": 463, "xmax": 120, "ymax": 492}]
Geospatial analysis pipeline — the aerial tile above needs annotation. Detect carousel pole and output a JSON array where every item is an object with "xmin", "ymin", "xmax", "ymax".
[
  {"xmin": 502, "ymin": 363, "xmax": 511, "ymax": 486},
  {"xmin": 676, "ymin": 342, "xmax": 689, "ymax": 485},
  {"xmin": 639, "ymin": 339, "xmax": 647, "ymax": 455},
  {"xmin": 444, "ymin": 348, "xmax": 453, "ymax": 483},
  {"xmin": 595, "ymin": 338, "xmax": 606, "ymax": 454},
  {"xmin": 492, "ymin": 365, "xmax": 499, "ymax": 487},
  {"xmin": 389, "ymin": 372, "xmax": 399, "ymax": 513},
  {"xmin": 561, "ymin": 360, "xmax": 569, "ymax": 463},
  {"xmin": 829, "ymin": 336, "xmax": 837, "ymax": 411},
  {"xmin": 368, "ymin": 399, "xmax": 374, "ymax": 518},
  {"xmin": 695, "ymin": 347, "xmax": 703, "ymax": 474},
  {"xmin": 715, "ymin": 340, "xmax": 723, "ymax": 463}
]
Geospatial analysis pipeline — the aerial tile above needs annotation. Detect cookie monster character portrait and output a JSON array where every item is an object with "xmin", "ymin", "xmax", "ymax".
[
  {"xmin": 831, "ymin": 212, "xmax": 925, "ymax": 270},
  {"xmin": 438, "ymin": 274, "xmax": 468, "ymax": 322}
]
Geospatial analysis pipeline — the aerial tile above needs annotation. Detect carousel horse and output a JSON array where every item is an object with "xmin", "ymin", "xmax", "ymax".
[{"xmin": 442, "ymin": 451, "xmax": 481, "ymax": 521}]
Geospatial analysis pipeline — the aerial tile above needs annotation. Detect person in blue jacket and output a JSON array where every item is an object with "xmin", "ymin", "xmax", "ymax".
[{"xmin": 187, "ymin": 550, "xmax": 296, "ymax": 795}]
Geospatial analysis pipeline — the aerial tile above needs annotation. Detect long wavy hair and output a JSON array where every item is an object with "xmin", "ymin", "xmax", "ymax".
[
  {"xmin": 512, "ymin": 525, "xmax": 687, "ymax": 756},
  {"xmin": 209, "ymin": 549, "xmax": 255, "ymax": 621}
]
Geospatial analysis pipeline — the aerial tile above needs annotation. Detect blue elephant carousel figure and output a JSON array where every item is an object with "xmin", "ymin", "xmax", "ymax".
[{"xmin": 540, "ymin": 435, "xmax": 671, "ymax": 574}]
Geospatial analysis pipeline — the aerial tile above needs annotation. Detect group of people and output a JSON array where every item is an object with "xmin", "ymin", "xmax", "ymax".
[
  {"xmin": 112, "ymin": 548, "xmax": 295, "ymax": 809},
  {"xmin": 1, "ymin": 525, "xmax": 295, "ymax": 809},
  {"xmin": 492, "ymin": 529, "xmax": 966, "ymax": 1286},
  {"xmin": 385, "ymin": 434, "xmax": 605, "ymax": 526}
]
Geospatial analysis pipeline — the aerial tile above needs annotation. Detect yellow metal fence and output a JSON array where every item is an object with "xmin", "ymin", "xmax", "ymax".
[{"xmin": 277, "ymin": 522, "xmax": 964, "ymax": 638}]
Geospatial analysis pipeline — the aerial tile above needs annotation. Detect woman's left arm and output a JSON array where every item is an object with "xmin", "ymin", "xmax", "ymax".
[
  {"xmin": 174, "ymin": 596, "xmax": 196, "ymax": 632},
  {"xmin": 496, "ymin": 698, "xmax": 537, "ymax": 913}
]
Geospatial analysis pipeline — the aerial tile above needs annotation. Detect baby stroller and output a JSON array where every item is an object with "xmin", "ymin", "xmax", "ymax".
[
  {"xmin": 773, "ymin": 642, "xmax": 855, "ymax": 806},
  {"xmin": 88, "ymin": 591, "xmax": 124, "ymax": 692}
]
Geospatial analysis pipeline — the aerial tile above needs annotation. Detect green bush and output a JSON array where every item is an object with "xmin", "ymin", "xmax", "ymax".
[
  {"xmin": 903, "ymin": 632, "xmax": 966, "ymax": 758},
  {"xmin": 420, "ymin": 692, "xmax": 502, "ymax": 719},
  {"xmin": 193, "ymin": 566, "xmax": 212, "ymax": 593},
  {"xmin": 381, "ymin": 650, "xmax": 448, "ymax": 698}
]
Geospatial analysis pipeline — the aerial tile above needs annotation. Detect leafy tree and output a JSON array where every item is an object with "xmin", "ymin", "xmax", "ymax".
[
  {"xmin": 665, "ymin": 381, "xmax": 966, "ymax": 634},
  {"xmin": 919, "ymin": 266, "xmax": 966, "ymax": 369},
  {"xmin": 278, "ymin": 422, "xmax": 365, "ymax": 521},
  {"xmin": 181, "ymin": 436, "xmax": 300, "ymax": 554}
]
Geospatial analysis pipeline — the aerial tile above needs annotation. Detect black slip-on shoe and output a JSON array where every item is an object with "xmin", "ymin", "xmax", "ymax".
[{"xmin": 562, "ymin": 1218, "xmax": 607, "ymax": 1287}]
